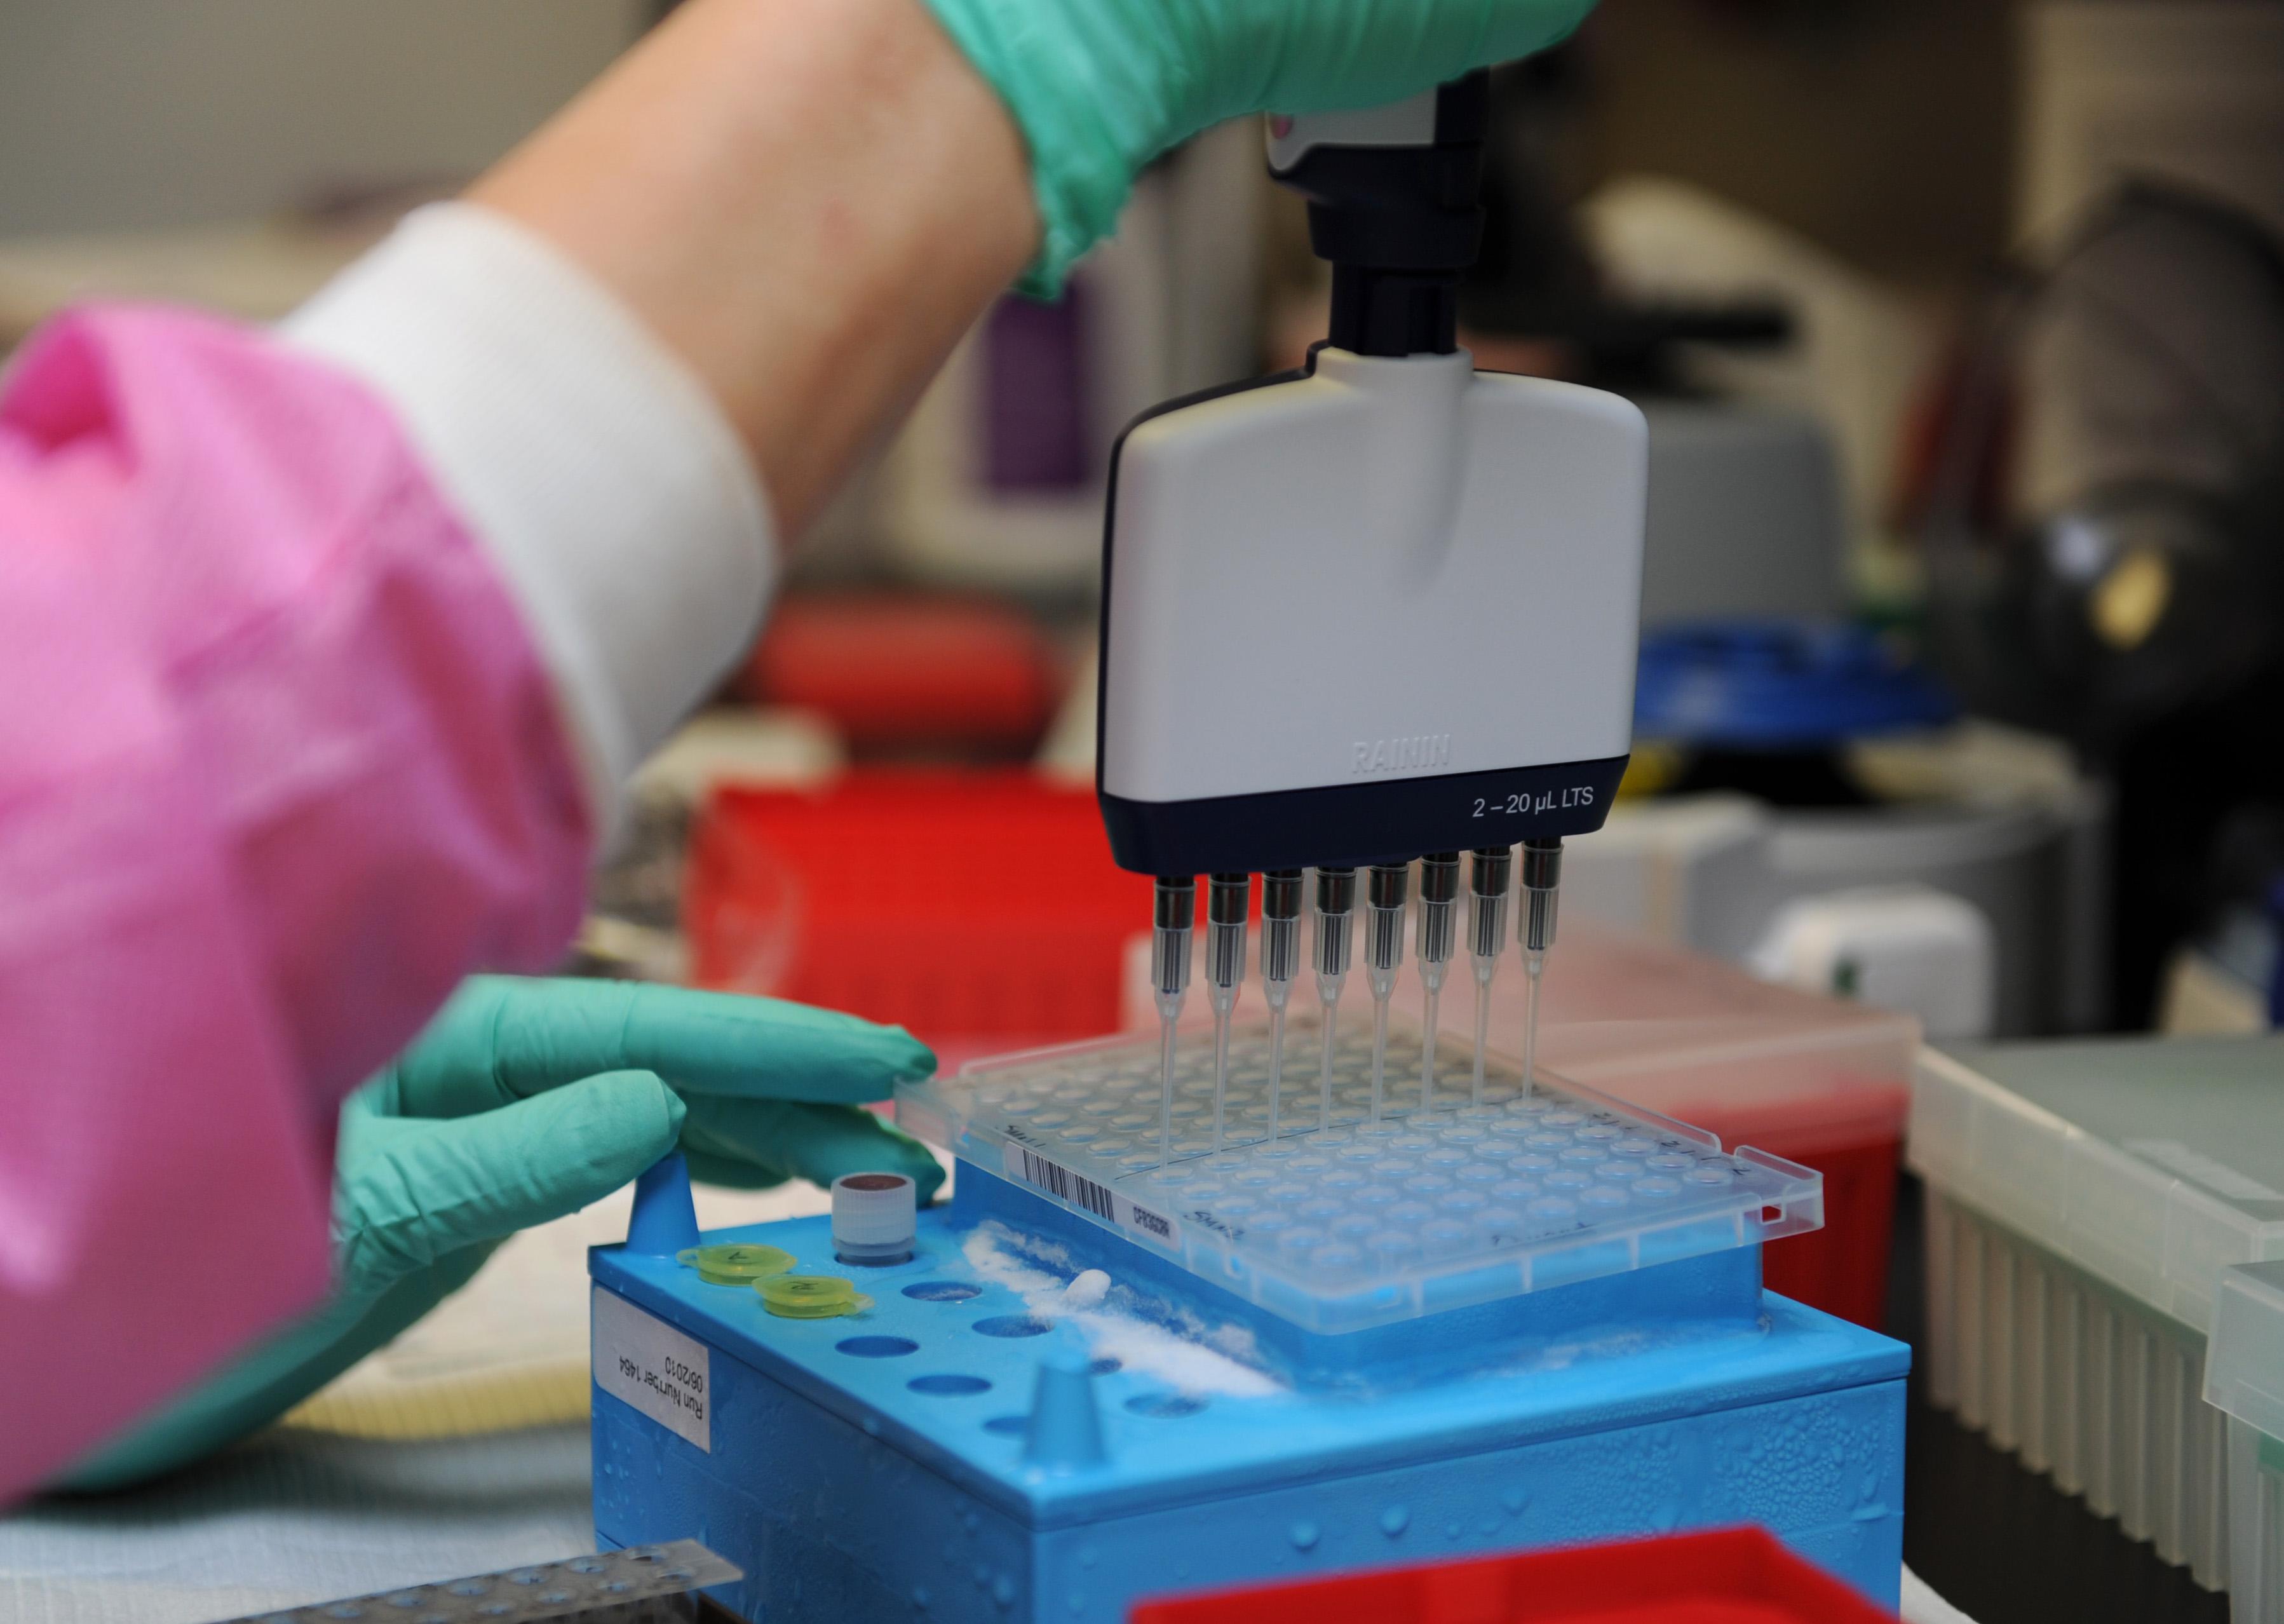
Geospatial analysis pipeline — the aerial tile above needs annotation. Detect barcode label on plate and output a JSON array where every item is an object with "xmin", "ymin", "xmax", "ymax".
[{"xmin": 1002, "ymin": 1139, "xmax": 1181, "ymax": 1250}]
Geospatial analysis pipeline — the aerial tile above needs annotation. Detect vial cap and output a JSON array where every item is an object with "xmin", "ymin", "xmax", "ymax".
[
  {"xmin": 759, "ymin": 1275, "xmax": 873, "ymax": 1318},
  {"xmin": 677, "ymin": 1243, "xmax": 794, "ymax": 1286}
]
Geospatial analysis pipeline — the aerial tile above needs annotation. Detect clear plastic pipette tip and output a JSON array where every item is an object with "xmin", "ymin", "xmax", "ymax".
[
  {"xmin": 1522, "ymin": 949, "xmax": 1544, "ymax": 1092},
  {"xmin": 1205, "ymin": 874, "xmax": 1249, "ymax": 1154},
  {"xmin": 1363, "ymin": 863, "xmax": 1409, "ymax": 1127},
  {"xmin": 1157, "ymin": 1012, "xmax": 1179, "ymax": 1169},
  {"xmin": 1266, "ymin": 1001, "xmax": 1288, "ymax": 1142},
  {"xmin": 1416, "ymin": 853, "xmax": 1459, "ymax": 1112},
  {"xmin": 1466, "ymin": 848, "xmax": 1513, "ymax": 1109},
  {"xmin": 1259, "ymin": 870, "xmax": 1302, "ymax": 1147},
  {"xmin": 1311, "ymin": 868, "xmax": 1356, "ymax": 1134},
  {"xmin": 1517, "ymin": 839, "xmax": 1562, "ymax": 1097},
  {"xmin": 1151, "ymin": 877, "xmax": 1195, "ymax": 1168}
]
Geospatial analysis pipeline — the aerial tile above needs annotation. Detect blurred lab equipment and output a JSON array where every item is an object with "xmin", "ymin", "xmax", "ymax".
[
  {"xmin": 1565, "ymin": 622, "xmax": 2108, "ymax": 1040},
  {"xmin": 1458, "ymin": 73, "xmax": 1857, "ymax": 632},
  {"xmin": 2018, "ymin": 2, "xmax": 2284, "ymax": 251},
  {"xmin": 1916, "ymin": 182, "xmax": 2284, "ymax": 1027},
  {"xmin": 2155, "ymin": 809, "xmax": 2284, "ymax": 1034}
]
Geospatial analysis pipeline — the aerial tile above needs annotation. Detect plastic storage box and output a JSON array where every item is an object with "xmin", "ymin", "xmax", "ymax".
[
  {"xmin": 2207, "ymin": 1260, "xmax": 2284, "ymax": 1623},
  {"xmin": 1426, "ymin": 921, "xmax": 1917, "ymax": 1327},
  {"xmin": 684, "ymin": 773, "xmax": 1148, "ymax": 1050},
  {"xmin": 1909, "ymin": 1034, "xmax": 2284, "ymax": 1592},
  {"xmin": 1126, "ymin": 1526, "xmax": 1900, "ymax": 1623}
]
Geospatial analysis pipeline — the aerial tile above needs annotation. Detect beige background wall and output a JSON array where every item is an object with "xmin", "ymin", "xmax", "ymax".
[{"xmin": 0, "ymin": 1, "xmax": 645, "ymax": 233}]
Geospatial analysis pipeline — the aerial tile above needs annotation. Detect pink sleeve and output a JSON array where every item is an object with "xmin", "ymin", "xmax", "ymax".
[{"xmin": 0, "ymin": 306, "xmax": 591, "ymax": 1499}]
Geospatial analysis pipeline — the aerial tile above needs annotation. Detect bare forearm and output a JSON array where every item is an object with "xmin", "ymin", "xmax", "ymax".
[{"xmin": 471, "ymin": 0, "xmax": 1038, "ymax": 538}]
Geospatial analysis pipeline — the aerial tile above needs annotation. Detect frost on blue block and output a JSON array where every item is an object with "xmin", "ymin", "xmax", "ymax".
[{"xmin": 896, "ymin": 1014, "xmax": 1823, "ymax": 1334}]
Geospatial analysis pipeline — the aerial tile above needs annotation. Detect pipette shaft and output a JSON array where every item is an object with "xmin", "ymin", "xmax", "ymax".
[{"xmin": 1151, "ymin": 876, "xmax": 1195, "ymax": 1167}]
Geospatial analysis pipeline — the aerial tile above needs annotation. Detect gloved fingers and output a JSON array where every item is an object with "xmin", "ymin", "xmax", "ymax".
[
  {"xmin": 389, "ymin": 976, "xmax": 935, "ymax": 1119},
  {"xmin": 679, "ymin": 1097, "xmax": 946, "ymax": 1204},
  {"xmin": 337, "ymin": 1069, "xmax": 685, "ymax": 1298}
]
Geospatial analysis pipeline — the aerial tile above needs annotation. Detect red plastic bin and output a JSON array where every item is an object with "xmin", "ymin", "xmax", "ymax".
[
  {"xmin": 1126, "ymin": 1527, "xmax": 1898, "ymax": 1624},
  {"xmin": 684, "ymin": 771, "xmax": 1148, "ymax": 1052},
  {"xmin": 738, "ymin": 594, "xmax": 1064, "ymax": 753}
]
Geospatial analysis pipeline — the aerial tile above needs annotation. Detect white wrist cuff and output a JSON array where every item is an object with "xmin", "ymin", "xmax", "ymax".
[{"xmin": 281, "ymin": 201, "xmax": 776, "ymax": 843}]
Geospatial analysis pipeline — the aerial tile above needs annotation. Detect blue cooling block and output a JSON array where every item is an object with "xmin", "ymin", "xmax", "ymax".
[{"xmin": 590, "ymin": 1173, "xmax": 1907, "ymax": 1624}]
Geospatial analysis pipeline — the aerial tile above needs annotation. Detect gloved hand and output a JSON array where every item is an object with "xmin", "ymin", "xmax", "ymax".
[
  {"xmin": 922, "ymin": 0, "xmax": 1598, "ymax": 290},
  {"xmin": 56, "ymin": 977, "xmax": 940, "ymax": 1491}
]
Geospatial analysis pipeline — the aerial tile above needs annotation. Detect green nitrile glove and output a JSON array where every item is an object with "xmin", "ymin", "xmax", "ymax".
[
  {"xmin": 57, "ymin": 977, "xmax": 941, "ymax": 1491},
  {"xmin": 921, "ymin": 0, "xmax": 1598, "ymax": 292}
]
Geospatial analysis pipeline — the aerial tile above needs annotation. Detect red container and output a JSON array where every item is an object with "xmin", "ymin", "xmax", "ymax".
[
  {"xmin": 684, "ymin": 771, "xmax": 1147, "ymax": 1052},
  {"xmin": 740, "ymin": 594, "xmax": 1064, "ymax": 754},
  {"xmin": 1127, "ymin": 1527, "xmax": 1897, "ymax": 1623}
]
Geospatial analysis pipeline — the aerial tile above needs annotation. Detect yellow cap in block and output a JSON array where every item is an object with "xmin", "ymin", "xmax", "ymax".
[
  {"xmin": 679, "ymin": 1244, "xmax": 795, "ymax": 1286},
  {"xmin": 759, "ymin": 1274, "xmax": 873, "ymax": 1318}
]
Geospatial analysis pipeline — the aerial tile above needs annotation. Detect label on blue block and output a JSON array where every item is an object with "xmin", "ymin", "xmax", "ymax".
[
  {"xmin": 593, "ymin": 1285, "xmax": 710, "ymax": 1451},
  {"xmin": 1002, "ymin": 1137, "xmax": 1182, "ymax": 1251}
]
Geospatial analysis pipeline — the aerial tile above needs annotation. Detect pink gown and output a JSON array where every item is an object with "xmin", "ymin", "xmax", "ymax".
[{"xmin": 0, "ymin": 305, "xmax": 591, "ymax": 1499}]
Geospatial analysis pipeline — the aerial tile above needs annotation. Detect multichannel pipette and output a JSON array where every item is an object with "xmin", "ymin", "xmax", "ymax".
[
  {"xmin": 1259, "ymin": 869, "xmax": 1302, "ymax": 1147},
  {"xmin": 1090, "ymin": 74, "xmax": 1646, "ymax": 1122},
  {"xmin": 1311, "ymin": 867, "xmax": 1356, "ymax": 1132},
  {"xmin": 1204, "ymin": 872, "xmax": 1250, "ymax": 1151},
  {"xmin": 1467, "ymin": 847, "xmax": 1512, "ymax": 1108},
  {"xmin": 1415, "ymin": 852, "xmax": 1459, "ymax": 1109},
  {"xmin": 1518, "ymin": 837, "xmax": 1562, "ymax": 1092},
  {"xmin": 1363, "ymin": 862, "xmax": 1409, "ymax": 1125},
  {"xmin": 1151, "ymin": 876, "xmax": 1194, "ymax": 1167}
]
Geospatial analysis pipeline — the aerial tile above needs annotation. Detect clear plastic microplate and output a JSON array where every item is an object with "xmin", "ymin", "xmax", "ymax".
[{"xmin": 897, "ymin": 1012, "xmax": 1822, "ymax": 1334}]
